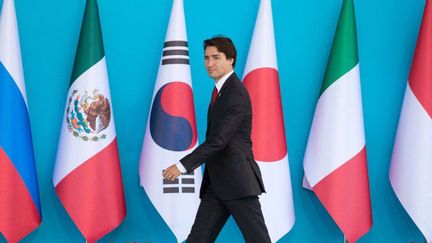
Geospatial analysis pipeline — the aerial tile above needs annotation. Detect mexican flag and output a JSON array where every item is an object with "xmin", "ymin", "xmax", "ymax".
[{"xmin": 53, "ymin": 0, "xmax": 126, "ymax": 242}]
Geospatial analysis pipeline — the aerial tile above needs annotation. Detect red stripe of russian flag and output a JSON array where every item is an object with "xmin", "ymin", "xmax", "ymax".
[{"xmin": 0, "ymin": 148, "xmax": 40, "ymax": 243}]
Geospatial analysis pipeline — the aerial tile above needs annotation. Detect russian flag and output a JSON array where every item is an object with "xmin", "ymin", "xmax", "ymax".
[{"xmin": 0, "ymin": 0, "xmax": 42, "ymax": 242}]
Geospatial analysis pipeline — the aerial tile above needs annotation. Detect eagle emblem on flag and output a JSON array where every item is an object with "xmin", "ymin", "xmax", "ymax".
[{"xmin": 66, "ymin": 89, "xmax": 111, "ymax": 141}]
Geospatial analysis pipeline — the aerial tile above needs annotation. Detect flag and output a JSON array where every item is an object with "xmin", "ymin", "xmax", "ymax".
[
  {"xmin": 139, "ymin": 0, "xmax": 202, "ymax": 241},
  {"xmin": 242, "ymin": 0, "xmax": 295, "ymax": 241},
  {"xmin": 390, "ymin": 0, "xmax": 432, "ymax": 241},
  {"xmin": 303, "ymin": 0, "xmax": 372, "ymax": 242},
  {"xmin": 53, "ymin": 0, "xmax": 126, "ymax": 242},
  {"xmin": 0, "ymin": 0, "xmax": 42, "ymax": 241}
]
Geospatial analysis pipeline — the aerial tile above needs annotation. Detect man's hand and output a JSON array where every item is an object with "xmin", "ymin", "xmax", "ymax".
[{"xmin": 162, "ymin": 164, "xmax": 181, "ymax": 181}]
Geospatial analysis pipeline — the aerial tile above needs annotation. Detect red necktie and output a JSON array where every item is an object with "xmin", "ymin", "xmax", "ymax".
[{"xmin": 210, "ymin": 87, "xmax": 218, "ymax": 108}]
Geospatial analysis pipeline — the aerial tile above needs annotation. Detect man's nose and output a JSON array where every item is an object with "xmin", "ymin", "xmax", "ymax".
[{"xmin": 206, "ymin": 59, "xmax": 214, "ymax": 67}]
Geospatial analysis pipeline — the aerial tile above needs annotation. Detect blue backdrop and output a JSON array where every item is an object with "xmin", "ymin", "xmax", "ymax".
[{"xmin": 0, "ymin": 0, "xmax": 427, "ymax": 242}]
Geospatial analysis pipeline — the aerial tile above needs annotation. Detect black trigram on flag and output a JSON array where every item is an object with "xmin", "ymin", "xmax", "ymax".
[
  {"xmin": 162, "ymin": 170, "xmax": 195, "ymax": 193},
  {"xmin": 162, "ymin": 40, "xmax": 189, "ymax": 65}
]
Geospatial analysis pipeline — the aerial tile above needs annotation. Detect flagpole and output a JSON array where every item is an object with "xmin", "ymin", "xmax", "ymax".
[{"xmin": 343, "ymin": 235, "xmax": 348, "ymax": 243}]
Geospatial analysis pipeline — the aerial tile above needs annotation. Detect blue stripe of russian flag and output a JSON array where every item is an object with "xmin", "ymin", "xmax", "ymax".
[{"xmin": 0, "ymin": 61, "xmax": 41, "ymax": 215}]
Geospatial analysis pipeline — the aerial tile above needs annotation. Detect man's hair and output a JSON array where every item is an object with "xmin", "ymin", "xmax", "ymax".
[{"xmin": 203, "ymin": 36, "xmax": 237, "ymax": 68}]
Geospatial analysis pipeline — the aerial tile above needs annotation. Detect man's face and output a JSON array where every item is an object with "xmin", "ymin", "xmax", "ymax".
[{"xmin": 204, "ymin": 46, "xmax": 234, "ymax": 82}]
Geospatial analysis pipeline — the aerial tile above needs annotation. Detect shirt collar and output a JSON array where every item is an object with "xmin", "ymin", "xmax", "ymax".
[{"xmin": 215, "ymin": 70, "xmax": 234, "ymax": 92}]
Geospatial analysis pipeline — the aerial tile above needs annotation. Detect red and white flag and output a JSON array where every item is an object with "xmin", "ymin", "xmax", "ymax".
[
  {"xmin": 53, "ymin": 0, "xmax": 126, "ymax": 242},
  {"xmin": 390, "ymin": 0, "xmax": 432, "ymax": 241},
  {"xmin": 242, "ymin": 0, "xmax": 295, "ymax": 241}
]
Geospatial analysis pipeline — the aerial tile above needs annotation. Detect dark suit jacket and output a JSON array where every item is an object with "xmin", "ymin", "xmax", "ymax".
[{"xmin": 180, "ymin": 72, "xmax": 265, "ymax": 200}]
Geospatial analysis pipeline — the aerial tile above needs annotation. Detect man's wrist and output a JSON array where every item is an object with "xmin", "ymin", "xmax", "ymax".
[{"xmin": 175, "ymin": 161, "xmax": 187, "ymax": 173}]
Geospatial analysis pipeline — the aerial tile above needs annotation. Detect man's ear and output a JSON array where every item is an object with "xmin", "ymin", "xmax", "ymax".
[{"xmin": 228, "ymin": 58, "xmax": 234, "ymax": 66}]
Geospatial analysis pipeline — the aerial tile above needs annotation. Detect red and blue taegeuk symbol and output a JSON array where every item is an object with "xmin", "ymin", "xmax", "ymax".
[{"xmin": 150, "ymin": 82, "xmax": 197, "ymax": 151}]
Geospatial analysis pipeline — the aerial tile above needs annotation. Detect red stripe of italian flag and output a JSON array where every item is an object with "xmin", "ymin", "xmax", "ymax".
[{"xmin": 303, "ymin": 0, "xmax": 372, "ymax": 242}]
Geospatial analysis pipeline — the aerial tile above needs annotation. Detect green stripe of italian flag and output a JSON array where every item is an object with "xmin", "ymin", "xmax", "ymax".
[
  {"xmin": 303, "ymin": 0, "xmax": 372, "ymax": 242},
  {"xmin": 53, "ymin": 0, "xmax": 126, "ymax": 242}
]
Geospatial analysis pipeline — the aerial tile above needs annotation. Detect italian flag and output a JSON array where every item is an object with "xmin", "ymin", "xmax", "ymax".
[
  {"xmin": 53, "ymin": 0, "xmax": 126, "ymax": 242},
  {"xmin": 303, "ymin": 0, "xmax": 372, "ymax": 242}
]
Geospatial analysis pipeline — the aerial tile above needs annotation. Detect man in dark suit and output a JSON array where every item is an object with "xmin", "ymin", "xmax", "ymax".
[{"xmin": 163, "ymin": 36, "xmax": 271, "ymax": 243}]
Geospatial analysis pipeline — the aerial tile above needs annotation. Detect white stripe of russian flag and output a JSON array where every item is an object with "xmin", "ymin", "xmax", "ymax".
[{"xmin": 0, "ymin": 0, "xmax": 26, "ymax": 104}]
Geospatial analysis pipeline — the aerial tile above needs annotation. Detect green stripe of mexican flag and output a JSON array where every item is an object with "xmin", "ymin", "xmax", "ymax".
[{"xmin": 71, "ymin": 0, "xmax": 104, "ymax": 83}]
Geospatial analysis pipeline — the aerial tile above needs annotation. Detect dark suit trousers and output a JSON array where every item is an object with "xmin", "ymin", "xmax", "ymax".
[{"xmin": 186, "ymin": 187, "xmax": 271, "ymax": 243}]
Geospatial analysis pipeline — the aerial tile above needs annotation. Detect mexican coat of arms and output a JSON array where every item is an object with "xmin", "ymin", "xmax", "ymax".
[{"xmin": 66, "ymin": 89, "xmax": 111, "ymax": 141}]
